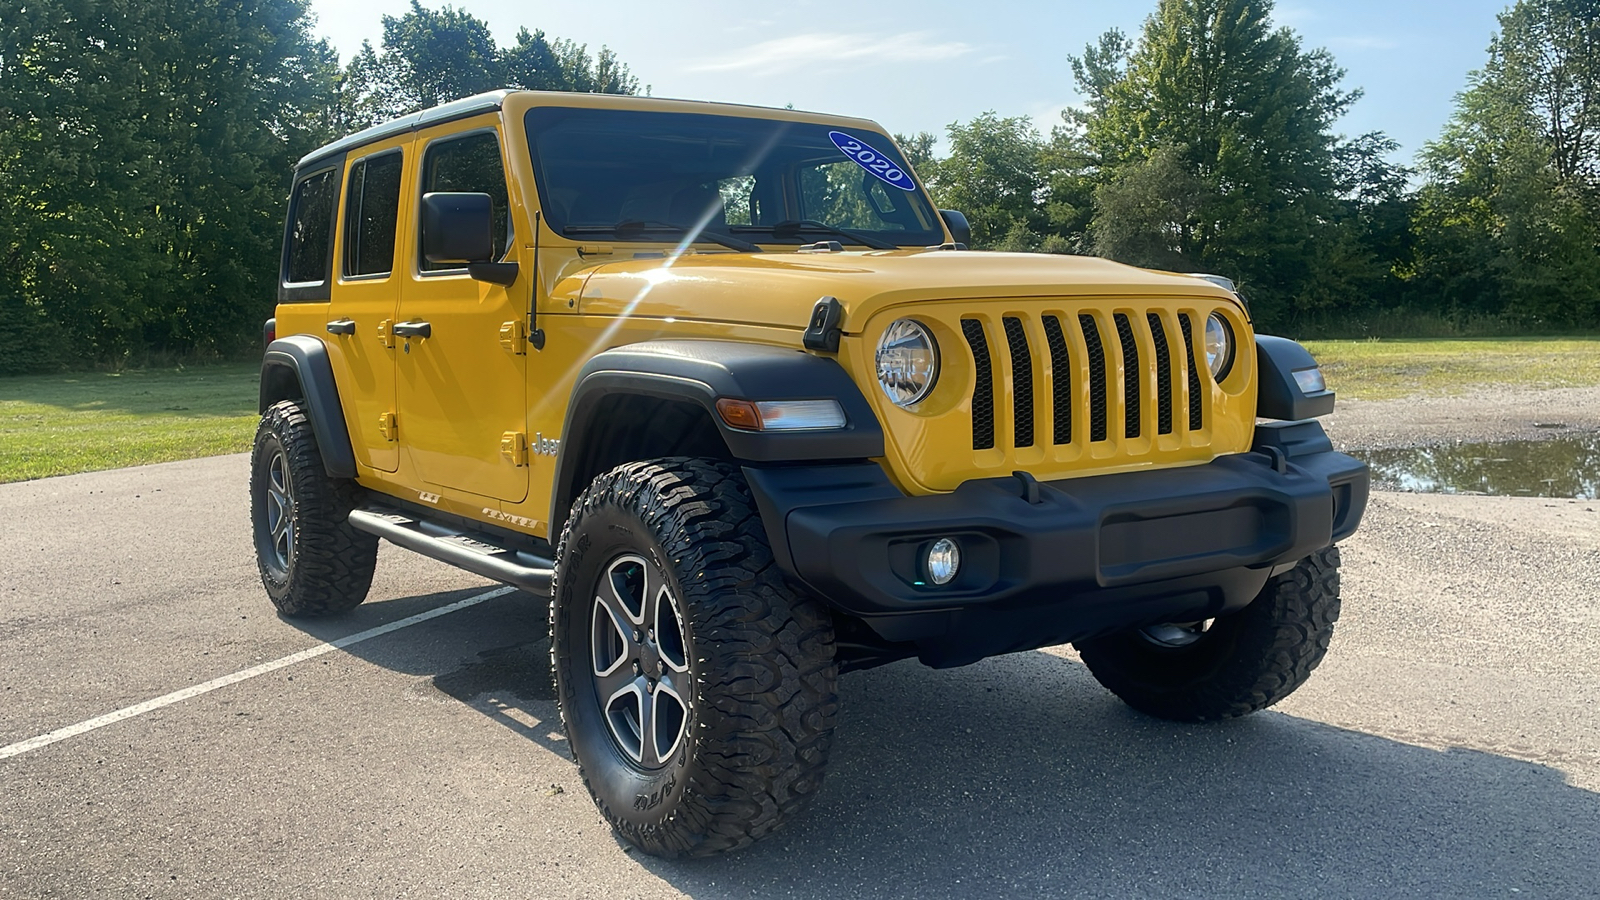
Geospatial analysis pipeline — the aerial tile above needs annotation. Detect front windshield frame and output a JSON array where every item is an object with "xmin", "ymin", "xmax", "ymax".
[{"xmin": 522, "ymin": 106, "xmax": 945, "ymax": 249}]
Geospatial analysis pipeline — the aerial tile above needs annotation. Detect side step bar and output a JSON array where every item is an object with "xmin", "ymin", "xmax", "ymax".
[{"xmin": 347, "ymin": 508, "xmax": 554, "ymax": 596}]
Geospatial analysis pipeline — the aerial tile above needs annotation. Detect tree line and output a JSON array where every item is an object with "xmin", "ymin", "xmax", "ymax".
[
  {"xmin": 0, "ymin": 0, "xmax": 639, "ymax": 374},
  {"xmin": 903, "ymin": 0, "xmax": 1599, "ymax": 334},
  {"xmin": 0, "ymin": 0, "xmax": 1594, "ymax": 374}
]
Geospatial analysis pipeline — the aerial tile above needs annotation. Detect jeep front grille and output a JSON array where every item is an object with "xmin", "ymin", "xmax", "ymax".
[{"xmin": 959, "ymin": 310, "xmax": 1210, "ymax": 452}]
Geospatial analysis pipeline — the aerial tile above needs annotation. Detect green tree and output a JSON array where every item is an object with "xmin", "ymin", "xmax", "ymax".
[
  {"xmin": 1412, "ymin": 0, "xmax": 1600, "ymax": 327},
  {"xmin": 1068, "ymin": 0, "xmax": 1401, "ymax": 325},
  {"xmin": 342, "ymin": 3, "xmax": 640, "ymax": 130},
  {"xmin": 0, "ymin": 0, "xmax": 338, "ymax": 372},
  {"xmin": 927, "ymin": 113, "xmax": 1058, "ymax": 251}
]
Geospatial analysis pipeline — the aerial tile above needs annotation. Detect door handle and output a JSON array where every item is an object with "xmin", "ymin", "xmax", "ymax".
[
  {"xmin": 325, "ymin": 318, "xmax": 356, "ymax": 335},
  {"xmin": 392, "ymin": 321, "xmax": 432, "ymax": 339}
]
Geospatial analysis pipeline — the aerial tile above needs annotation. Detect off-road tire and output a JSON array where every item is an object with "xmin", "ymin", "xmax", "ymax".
[
  {"xmin": 250, "ymin": 400, "xmax": 378, "ymax": 617},
  {"xmin": 1074, "ymin": 546, "xmax": 1342, "ymax": 722},
  {"xmin": 550, "ymin": 458, "xmax": 839, "ymax": 858}
]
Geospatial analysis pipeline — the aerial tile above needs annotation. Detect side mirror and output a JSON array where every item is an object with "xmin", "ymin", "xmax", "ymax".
[
  {"xmin": 939, "ymin": 209, "xmax": 971, "ymax": 248},
  {"xmin": 421, "ymin": 192, "xmax": 495, "ymax": 265}
]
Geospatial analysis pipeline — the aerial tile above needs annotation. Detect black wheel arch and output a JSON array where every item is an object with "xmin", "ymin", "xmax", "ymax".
[
  {"xmin": 549, "ymin": 340, "xmax": 884, "ymax": 538},
  {"xmin": 260, "ymin": 335, "xmax": 358, "ymax": 479}
]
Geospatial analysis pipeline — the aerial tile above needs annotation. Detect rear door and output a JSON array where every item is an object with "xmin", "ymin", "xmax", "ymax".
[
  {"xmin": 394, "ymin": 122, "xmax": 529, "ymax": 502},
  {"xmin": 326, "ymin": 142, "xmax": 409, "ymax": 473}
]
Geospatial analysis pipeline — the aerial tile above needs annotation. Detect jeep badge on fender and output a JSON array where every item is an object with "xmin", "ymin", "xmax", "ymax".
[{"xmin": 252, "ymin": 89, "xmax": 1367, "ymax": 859}]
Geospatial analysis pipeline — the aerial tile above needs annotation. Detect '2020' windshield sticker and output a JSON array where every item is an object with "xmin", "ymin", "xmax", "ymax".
[{"xmin": 829, "ymin": 131, "xmax": 917, "ymax": 192}]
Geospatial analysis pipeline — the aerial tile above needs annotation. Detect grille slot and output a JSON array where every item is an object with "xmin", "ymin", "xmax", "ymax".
[
  {"xmin": 1079, "ymin": 315, "xmax": 1109, "ymax": 442},
  {"xmin": 1042, "ymin": 316, "xmax": 1072, "ymax": 445},
  {"xmin": 1179, "ymin": 313, "xmax": 1203, "ymax": 431},
  {"xmin": 1113, "ymin": 313, "xmax": 1141, "ymax": 439},
  {"xmin": 1002, "ymin": 317, "xmax": 1034, "ymax": 448},
  {"xmin": 962, "ymin": 319, "xmax": 996, "ymax": 450},
  {"xmin": 1148, "ymin": 313, "xmax": 1174, "ymax": 435}
]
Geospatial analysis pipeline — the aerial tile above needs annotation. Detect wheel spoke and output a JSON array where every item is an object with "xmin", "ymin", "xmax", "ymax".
[
  {"xmin": 602, "ymin": 557, "xmax": 647, "ymax": 625},
  {"xmin": 652, "ymin": 674, "xmax": 688, "ymax": 765},
  {"xmin": 654, "ymin": 588, "xmax": 689, "ymax": 674},
  {"xmin": 636, "ymin": 680, "xmax": 659, "ymax": 767},
  {"xmin": 604, "ymin": 681, "xmax": 646, "ymax": 763},
  {"xmin": 594, "ymin": 651, "xmax": 640, "ymax": 700},
  {"xmin": 592, "ymin": 596, "xmax": 635, "ymax": 677}
]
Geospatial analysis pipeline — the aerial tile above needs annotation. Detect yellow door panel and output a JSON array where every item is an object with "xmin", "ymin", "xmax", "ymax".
[
  {"xmin": 395, "ymin": 120, "xmax": 529, "ymax": 503},
  {"xmin": 328, "ymin": 139, "xmax": 412, "ymax": 473}
]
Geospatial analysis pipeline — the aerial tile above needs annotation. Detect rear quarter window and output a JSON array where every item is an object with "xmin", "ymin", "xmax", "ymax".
[{"xmin": 280, "ymin": 165, "xmax": 341, "ymax": 300}]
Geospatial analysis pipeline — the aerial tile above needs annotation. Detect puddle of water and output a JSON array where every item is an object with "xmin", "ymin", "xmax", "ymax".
[{"xmin": 1352, "ymin": 434, "xmax": 1600, "ymax": 500}]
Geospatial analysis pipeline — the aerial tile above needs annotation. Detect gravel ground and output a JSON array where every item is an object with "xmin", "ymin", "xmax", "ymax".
[{"xmin": 1323, "ymin": 385, "xmax": 1600, "ymax": 450}]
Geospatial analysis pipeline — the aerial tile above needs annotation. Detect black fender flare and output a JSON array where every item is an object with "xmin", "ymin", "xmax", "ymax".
[
  {"xmin": 550, "ymin": 340, "xmax": 884, "ymax": 536},
  {"xmin": 1256, "ymin": 335, "xmax": 1336, "ymax": 420},
  {"xmin": 260, "ymin": 335, "xmax": 358, "ymax": 479}
]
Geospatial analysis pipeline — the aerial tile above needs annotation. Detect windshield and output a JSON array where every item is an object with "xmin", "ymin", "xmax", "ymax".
[{"xmin": 523, "ymin": 107, "xmax": 944, "ymax": 248}]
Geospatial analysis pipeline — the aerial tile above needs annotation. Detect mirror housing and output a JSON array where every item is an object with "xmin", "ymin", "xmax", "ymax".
[
  {"xmin": 939, "ymin": 209, "xmax": 971, "ymax": 248},
  {"xmin": 421, "ymin": 192, "xmax": 495, "ymax": 265}
]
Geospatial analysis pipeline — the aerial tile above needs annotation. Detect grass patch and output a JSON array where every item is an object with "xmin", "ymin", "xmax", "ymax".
[
  {"xmin": 0, "ymin": 364, "xmax": 259, "ymax": 483},
  {"xmin": 1303, "ymin": 338, "xmax": 1600, "ymax": 401},
  {"xmin": 2, "ymin": 338, "xmax": 1597, "ymax": 482}
]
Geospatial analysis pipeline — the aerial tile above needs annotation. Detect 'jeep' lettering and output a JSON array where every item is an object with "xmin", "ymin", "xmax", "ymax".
[{"xmin": 533, "ymin": 433, "xmax": 560, "ymax": 457}]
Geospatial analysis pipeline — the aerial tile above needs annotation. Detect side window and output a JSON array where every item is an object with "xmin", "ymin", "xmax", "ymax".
[
  {"xmin": 343, "ymin": 151, "xmax": 404, "ymax": 278},
  {"xmin": 419, "ymin": 131, "xmax": 511, "ymax": 272},
  {"xmin": 284, "ymin": 168, "xmax": 338, "ymax": 285}
]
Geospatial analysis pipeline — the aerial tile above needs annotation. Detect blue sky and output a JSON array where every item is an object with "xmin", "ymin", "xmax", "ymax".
[{"xmin": 306, "ymin": 0, "xmax": 1512, "ymax": 165}]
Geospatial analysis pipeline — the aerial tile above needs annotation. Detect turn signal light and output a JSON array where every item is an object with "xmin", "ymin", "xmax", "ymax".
[{"xmin": 715, "ymin": 398, "xmax": 847, "ymax": 432}]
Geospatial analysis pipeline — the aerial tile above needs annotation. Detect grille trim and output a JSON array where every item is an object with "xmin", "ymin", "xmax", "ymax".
[
  {"xmin": 961, "ymin": 318, "xmax": 996, "ymax": 451},
  {"xmin": 1002, "ymin": 317, "xmax": 1035, "ymax": 448},
  {"xmin": 1042, "ymin": 316, "xmax": 1072, "ymax": 445},
  {"xmin": 1180, "ymin": 313, "xmax": 1203, "ymax": 431},
  {"xmin": 1113, "ymin": 313, "xmax": 1141, "ymax": 439},
  {"xmin": 1079, "ymin": 314, "xmax": 1109, "ymax": 443},
  {"xmin": 1148, "ymin": 312, "xmax": 1174, "ymax": 435}
]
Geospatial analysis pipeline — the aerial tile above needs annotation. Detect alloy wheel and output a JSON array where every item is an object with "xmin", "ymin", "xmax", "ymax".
[{"xmin": 590, "ymin": 554, "xmax": 691, "ymax": 769}]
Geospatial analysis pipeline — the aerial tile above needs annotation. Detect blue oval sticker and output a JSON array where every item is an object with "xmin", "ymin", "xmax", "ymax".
[{"xmin": 829, "ymin": 131, "xmax": 917, "ymax": 192}]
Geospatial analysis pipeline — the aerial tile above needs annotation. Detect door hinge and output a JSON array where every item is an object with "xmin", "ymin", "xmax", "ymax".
[
  {"xmin": 377, "ymin": 411, "xmax": 397, "ymax": 442},
  {"xmin": 500, "ymin": 431, "xmax": 528, "ymax": 467},
  {"xmin": 376, "ymin": 319, "xmax": 396, "ymax": 349},
  {"xmin": 498, "ymin": 319, "xmax": 526, "ymax": 355}
]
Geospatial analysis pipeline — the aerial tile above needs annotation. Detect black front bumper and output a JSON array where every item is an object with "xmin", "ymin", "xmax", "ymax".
[{"xmin": 744, "ymin": 420, "xmax": 1368, "ymax": 668}]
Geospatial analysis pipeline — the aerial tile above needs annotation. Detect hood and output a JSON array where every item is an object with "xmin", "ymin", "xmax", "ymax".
[{"xmin": 577, "ymin": 249, "xmax": 1245, "ymax": 334}]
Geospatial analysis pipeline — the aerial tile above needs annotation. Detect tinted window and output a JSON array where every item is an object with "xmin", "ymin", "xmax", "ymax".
[
  {"xmin": 523, "ymin": 108, "xmax": 941, "ymax": 247},
  {"xmin": 285, "ymin": 169, "xmax": 337, "ymax": 284},
  {"xmin": 419, "ymin": 132, "xmax": 510, "ymax": 271},
  {"xmin": 344, "ymin": 152, "xmax": 404, "ymax": 277}
]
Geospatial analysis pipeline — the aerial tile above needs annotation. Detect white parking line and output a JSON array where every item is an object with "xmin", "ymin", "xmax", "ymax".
[{"xmin": 0, "ymin": 585, "xmax": 517, "ymax": 761}]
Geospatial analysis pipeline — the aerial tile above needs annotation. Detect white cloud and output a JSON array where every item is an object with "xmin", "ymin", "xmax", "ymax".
[{"xmin": 689, "ymin": 31, "xmax": 975, "ymax": 76}]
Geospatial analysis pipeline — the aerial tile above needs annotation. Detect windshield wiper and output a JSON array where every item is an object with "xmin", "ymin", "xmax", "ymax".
[
  {"xmin": 767, "ymin": 219, "xmax": 898, "ymax": 251},
  {"xmin": 565, "ymin": 220, "xmax": 761, "ymax": 253}
]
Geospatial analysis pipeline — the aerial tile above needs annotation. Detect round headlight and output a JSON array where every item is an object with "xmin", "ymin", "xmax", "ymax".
[
  {"xmin": 876, "ymin": 318, "xmax": 939, "ymax": 407},
  {"xmin": 1204, "ymin": 313, "xmax": 1235, "ymax": 380}
]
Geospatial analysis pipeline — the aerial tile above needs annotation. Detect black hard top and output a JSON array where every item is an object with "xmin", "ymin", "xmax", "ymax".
[{"xmin": 295, "ymin": 89, "xmax": 512, "ymax": 172}]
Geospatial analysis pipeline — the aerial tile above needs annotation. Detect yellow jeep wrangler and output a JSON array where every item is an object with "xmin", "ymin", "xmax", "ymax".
[{"xmin": 253, "ymin": 90, "xmax": 1368, "ymax": 857}]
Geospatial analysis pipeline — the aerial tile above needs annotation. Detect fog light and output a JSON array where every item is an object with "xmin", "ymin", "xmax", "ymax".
[{"xmin": 925, "ymin": 538, "xmax": 961, "ymax": 586}]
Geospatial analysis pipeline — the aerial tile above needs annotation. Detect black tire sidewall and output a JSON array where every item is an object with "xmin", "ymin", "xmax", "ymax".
[
  {"xmin": 553, "ymin": 502, "xmax": 699, "ymax": 833},
  {"xmin": 250, "ymin": 422, "xmax": 294, "ymax": 599}
]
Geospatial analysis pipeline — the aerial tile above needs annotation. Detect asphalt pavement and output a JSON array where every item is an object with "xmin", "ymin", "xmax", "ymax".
[{"xmin": 1, "ymin": 454, "xmax": 1597, "ymax": 899}]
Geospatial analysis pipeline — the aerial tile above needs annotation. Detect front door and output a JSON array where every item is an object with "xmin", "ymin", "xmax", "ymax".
[{"xmin": 395, "ymin": 122, "xmax": 528, "ymax": 503}]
